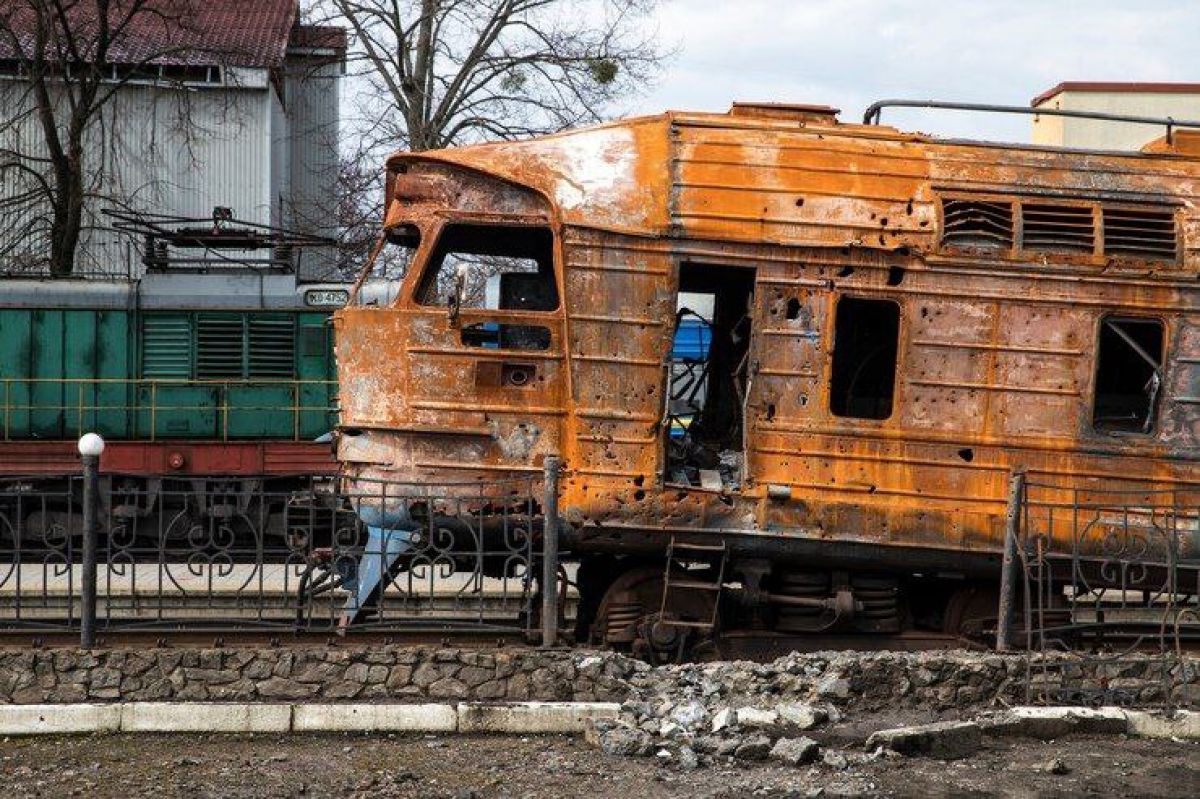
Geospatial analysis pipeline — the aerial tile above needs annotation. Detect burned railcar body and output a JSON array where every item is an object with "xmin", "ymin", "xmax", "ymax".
[{"xmin": 334, "ymin": 103, "xmax": 1199, "ymax": 645}]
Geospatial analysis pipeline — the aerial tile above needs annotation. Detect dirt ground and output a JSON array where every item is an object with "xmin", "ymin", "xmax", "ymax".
[{"xmin": 1, "ymin": 726, "xmax": 1197, "ymax": 799}]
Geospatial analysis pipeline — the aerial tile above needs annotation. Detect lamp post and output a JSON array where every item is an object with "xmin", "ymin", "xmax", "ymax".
[{"xmin": 78, "ymin": 433, "xmax": 105, "ymax": 648}]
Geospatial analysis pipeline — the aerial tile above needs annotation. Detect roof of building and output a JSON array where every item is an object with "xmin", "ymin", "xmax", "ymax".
[
  {"xmin": 289, "ymin": 24, "xmax": 347, "ymax": 53},
  {"xmin": 0, "ymin": 0, "xmax": 342, "ymax": 69},
  {"xmin": 1032, "ymin": 81, "xmax": 1200, "ymax": 107}
]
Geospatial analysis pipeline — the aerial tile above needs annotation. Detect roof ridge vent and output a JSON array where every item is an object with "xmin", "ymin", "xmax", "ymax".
[{"xmin": 729, "ymin": 102, "xmax": 840, "ymax": 124}]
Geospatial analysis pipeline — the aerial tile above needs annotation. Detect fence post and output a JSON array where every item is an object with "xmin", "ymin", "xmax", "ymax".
[
  {"xmin": 78, "ymin": 433, "xmax": 105, "ymax": 649},
  {"xmin": 541, "ymin": 455, "xmax": 561, "ymax": 648},
  {"xmin": 997, "ymin": 470, "xmax": 1026, "ymax": 652}
]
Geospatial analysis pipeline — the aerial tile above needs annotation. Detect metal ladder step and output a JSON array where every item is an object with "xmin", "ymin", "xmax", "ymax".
[
  {"xmin": 668, "ymin": 579, "xmax": 723, "ymax": 592},
  {"xmin": 659, "ymin": 536, "xmax": 729, "ymax": 632}
]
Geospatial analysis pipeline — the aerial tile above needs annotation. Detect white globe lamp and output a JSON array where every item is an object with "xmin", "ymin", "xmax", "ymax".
[{"xmin": 78, "ymin": 433, "xmax": 106, "ymax": 458}]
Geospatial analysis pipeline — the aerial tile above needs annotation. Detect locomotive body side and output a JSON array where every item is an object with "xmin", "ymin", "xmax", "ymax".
[{"xmin": 333, "ymin": 106, "xmax": 1199, "ymax": 643}]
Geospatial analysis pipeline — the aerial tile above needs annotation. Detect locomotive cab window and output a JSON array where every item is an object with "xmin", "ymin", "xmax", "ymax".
[
  {"xmin": 829, "ymin": 297, "xmax": 900, "ymax": 420},
  {"xmin": 1092, "ymin": 317, "xmax": 1164, "ymax": 434},
  {"xmin": 415, "ymin": 224, "xmax": 557, "ymax": 311}
]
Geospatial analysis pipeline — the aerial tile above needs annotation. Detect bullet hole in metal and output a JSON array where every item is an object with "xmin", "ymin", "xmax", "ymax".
[
  {"xmin": 766, "ymin": 403, "xmax": 776, "ymax": 421},
  {"xmin": 786, "ymin": 298, "xmax": 801, "ymax": 319},
  {"xmin": 795, "ymin": 197, "xmax": 805, "ymax": 207},
  {"xmin": 906, "ymin": 199, "xmax": 914, "ymax": 215},
  {"xmin": 958, "ymin": 448, "xmax": 975, "ymax": 463},
  {"xmin": 887, "ymin": 266, "xmax": 906, "ymax": 286},
  {"xmin": 837, "ymin": 266, "xmax": 854, "ymax": 278},
  {"xmin": 633, "ymin": 490, "xmax": 646, "ymax": 501},
  {"xmin": 880, "ymin": 217, "xmax": 889, "ymax": 227}
]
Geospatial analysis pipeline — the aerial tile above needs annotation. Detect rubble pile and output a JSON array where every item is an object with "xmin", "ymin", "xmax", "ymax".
[
  {"xmin": 582, "ymin": 650, "xmax": 1025, "ymax": 769},
  {"xmin": 580, "ymin": 649, "xmax": 1199, "ymax": 769}
]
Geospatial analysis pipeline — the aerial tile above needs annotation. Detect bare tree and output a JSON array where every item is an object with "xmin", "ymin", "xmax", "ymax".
[
  {"xmin": 320, "ymin": 0, "xmax": 667, "ymax": 274},
  {"xmin": 0, "ymin": 0, "xmax": 233, "ymax": 276}
]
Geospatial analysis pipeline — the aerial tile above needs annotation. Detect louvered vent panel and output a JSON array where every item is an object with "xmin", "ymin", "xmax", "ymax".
[
  {"xmin": 141, "ymin": 315, "xmax": 192, "ymax": 378},
  {"xmin": 1022, "ymin": 204, "xmax": 1094, "ymax": 254},
  {"xmin": 941, "ymin": 199, "xmax": 1014, "ymax": 249},
  {"xmin": 248, "ymin": 316, "xmax": 296, "ymax": 378},
  {"xmin": 1102, "ymin": 206, "xmax": 1177, "ymax": 260},
  {"xmin": 196, "ymin": 315, "xmax": 245, "ymax": 379}
]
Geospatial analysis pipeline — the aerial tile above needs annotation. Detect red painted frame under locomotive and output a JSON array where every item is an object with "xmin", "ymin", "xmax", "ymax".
[{"xmin": 0, "ymin": 441, "xmax": 337, "ymax": 477}]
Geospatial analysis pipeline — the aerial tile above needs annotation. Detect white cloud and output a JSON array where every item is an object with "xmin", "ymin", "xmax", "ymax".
[{"xmin": 625, "ymin": 0, "xmax": 1200, "ymax": 142}]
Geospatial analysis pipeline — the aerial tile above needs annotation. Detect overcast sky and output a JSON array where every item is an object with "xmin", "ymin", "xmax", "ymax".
[{"xmin": 626, "ymin": 0, "xmax": 1199, "ymax": 142}]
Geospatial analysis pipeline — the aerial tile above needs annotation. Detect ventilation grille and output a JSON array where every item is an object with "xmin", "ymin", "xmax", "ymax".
[
  {"xmin": 1103, "ymin": 206, "xmax": 1177, "ymax": 260},
  {"xmin": 141, "ymin": 316, "xmax": 191, "ymax": 379},
  {"xmin": 941, "ymin": 199, "xmax": 1013, "ymax": 249},
  {"xmin": 248, "ymin": 317, "xmax": 296, "ymax": 378},
  {"xmin": 1022, "ymin": 203, "xmax": 1095, "ymax": 254},
  {"xmin": 939, "ymin": 193, "xmax": 1181, "ymax": 263},
  {"xmin": 196, "ymin": 315, "xmax": 244, "ymax": 379}
]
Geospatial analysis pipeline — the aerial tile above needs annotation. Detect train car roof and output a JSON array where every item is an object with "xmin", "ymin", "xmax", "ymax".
[
  {"xmin": 0, "ymin": 274, "xmax": 399, "ymax": 311},
  {"xmin": 384, "ymin": 104, "xmax": 1200, "ymax": 271}
]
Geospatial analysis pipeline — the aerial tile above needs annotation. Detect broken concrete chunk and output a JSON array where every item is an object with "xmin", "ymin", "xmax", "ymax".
[
  {"xmin": 777, "ymin": 702, "xmax": 827, "ymax": 730},
  {"xmin": 980, "ymin": 706, "xmax": 1128, "ymax": 740},
  {"xmin": 816, "ymin": 674, "xmax": 851, "ymax": 699},
  {"xmin": 711, "ymin": 707, "xmax": 736, "ymax": 733},
  {"xmin": 732, "ymin": 734, "xmax": 773, "ymax": 761},
  {"xmin": 736, "ymin": 707, "xmax": 779, "ymax": 729},
  {"xmin": 865, "ymin": 720, "xmax": 982, "ymax": 760},
  {"xmin": 769, "ymin": 736, "xmax": 821, "ymax": 766},
  {"xmin": 669, "ymin": 699, "xmax": 708, "ymax": 730},
  {"xmin": 597, "ymin": 726, "xmax": 656, "ymax": 757}
]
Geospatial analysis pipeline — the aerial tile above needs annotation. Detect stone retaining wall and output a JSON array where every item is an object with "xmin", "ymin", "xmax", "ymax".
[
  {"xmin": 0, "ymin": 647, "xmax": 636, "ymax": 704},
  {"xmin": 0, "ymin": 647, "xmax": 1195, "ymax": 709}
]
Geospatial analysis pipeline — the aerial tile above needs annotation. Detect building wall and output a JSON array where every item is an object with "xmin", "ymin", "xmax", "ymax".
[
  {"xmin": 1032, "ymin": 90, "xmax": 1200, "ymax": 150},
  {"xmin": 283, "ymin": 56, "xmax": 343, "ymax": 280},
  {"xmin": 0, "ymin": 56, "xmax": 341, "ymax": 279}
]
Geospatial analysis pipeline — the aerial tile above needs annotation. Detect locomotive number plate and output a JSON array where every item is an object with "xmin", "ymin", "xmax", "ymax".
[{"xmin": 305, "ymin": 289, "xmax": 350, "ymax": 307}]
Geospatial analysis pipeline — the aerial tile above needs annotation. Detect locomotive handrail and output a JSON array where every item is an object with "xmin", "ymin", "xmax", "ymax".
[
  {"xmin": 862, "ymin": 98, "xmax": 1200, "ymax": 143},
  {"xmin": 0, "ymin": 377, "xmax": 338, "ymax": 443}
]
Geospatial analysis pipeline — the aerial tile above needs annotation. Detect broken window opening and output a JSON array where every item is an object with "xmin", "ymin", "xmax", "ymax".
[
  {"xmin": 665, "ymin": 266, "xmax": 756, "ymax": 491},
  {"xmin": 1093, "ymin": 317, "xmax": 1164, "ymax": 434},
  {"xmin": 414, "ymin": 224, "xmax": 557, "ymax": 312},
  {"xmin": 373, "ymin": 223, "xmax": 421, "ymax": 282},
  {"xmin": 829, "ymin": 297, "xmax": 900, "ymax": 420}
]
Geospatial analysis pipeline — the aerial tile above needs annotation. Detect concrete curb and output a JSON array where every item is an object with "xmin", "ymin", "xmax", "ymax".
[
  {"xmin": 0, "ymin": 701, "xmax": 620, "ymax": 736},
  {"xmin": 0, "ymin": 703, "xmax": 1194, "ymax": 740}
]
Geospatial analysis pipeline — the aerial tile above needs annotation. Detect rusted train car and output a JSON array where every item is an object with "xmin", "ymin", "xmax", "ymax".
[{"xmin": 334, "ymin": 102, "xmax": 1199, "ymax": 653}]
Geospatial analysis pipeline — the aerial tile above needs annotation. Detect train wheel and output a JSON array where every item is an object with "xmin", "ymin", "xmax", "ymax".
[
  {"xmin": 942, "ymin": 584, "xmax": 1000, "ymax": 644},
  {"xmin": 591, "ymin": 564, "xmax": 717, "ymax": 662}
]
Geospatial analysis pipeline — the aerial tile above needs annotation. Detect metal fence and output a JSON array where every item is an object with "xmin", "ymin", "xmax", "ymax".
[
  {"xmin": 0, "ymin": 467, "xmax": 561, "ymax": 641},
  {"xmin": 1013, "ymin": 476, "xmax": 1200, "ymax": 707}
]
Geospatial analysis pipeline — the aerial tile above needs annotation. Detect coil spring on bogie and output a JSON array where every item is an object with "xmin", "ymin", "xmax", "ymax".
[
  {"xmin": 603, "ymin": 601, "xmax": 642, "ymax": 642},
  {"xmin": 774, "ymin": 571, "xmax": 830, "ymax": 632},
  {"xmin": 850, "ymin": 574, "xmax": 901, "ymax": 631}
]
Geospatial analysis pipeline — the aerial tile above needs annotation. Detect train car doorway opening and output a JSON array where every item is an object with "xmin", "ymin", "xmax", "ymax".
[{"xmin": 665, "ymin": 263, "xmax": 756, "ymax": 491}]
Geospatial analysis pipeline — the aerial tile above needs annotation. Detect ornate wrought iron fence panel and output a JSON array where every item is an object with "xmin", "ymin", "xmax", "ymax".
[
  {"xmin": 0, "ymin": 479, "xmax": 81, "ymax": 629},
  {"xmin": 1018, "ymin": 480, "xmax": 1200, "ymax": 707},
  {"xmin": 0, "ymin": 475, "xmax": 544, "ymax": 637}
]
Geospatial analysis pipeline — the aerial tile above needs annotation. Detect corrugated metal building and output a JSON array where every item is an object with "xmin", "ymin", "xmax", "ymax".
[{"xmin": 0, "ymin": 1, "xmax": 345, "ymax": 279}]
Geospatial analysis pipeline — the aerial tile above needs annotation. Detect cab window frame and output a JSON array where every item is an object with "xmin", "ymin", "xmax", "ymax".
[{"xmin": 406, "ymin": 218, "xmax": 561, "ymax": 314}]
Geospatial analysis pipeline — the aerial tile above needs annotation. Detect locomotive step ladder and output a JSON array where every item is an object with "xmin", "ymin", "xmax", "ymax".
[{"xmin": 658, "ymin": 537, "xmax": 727, "ymax": 631}]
